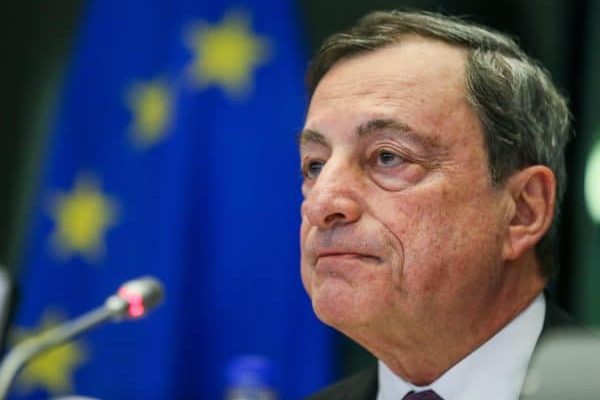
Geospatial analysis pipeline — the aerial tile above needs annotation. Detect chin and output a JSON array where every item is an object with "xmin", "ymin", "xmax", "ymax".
[{"xmin": 311, "ymin": 278, "xmax": 369, "ymax": 330}]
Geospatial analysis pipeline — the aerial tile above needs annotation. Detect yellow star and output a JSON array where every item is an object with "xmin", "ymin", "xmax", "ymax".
[
  {"xmin": 185, "ymin": 10, "xmax": 269, "ymax": 97},
  {"xmin": 10, "ymin": 310, "xmax": 88, "ymax": 396},
  {"xmin": 126, "ymin": 78, "xmax": 174, "ymax": 149},
  {"xmin": 49, "ymin": 173, "xmax": 118, "ymax": 262}
]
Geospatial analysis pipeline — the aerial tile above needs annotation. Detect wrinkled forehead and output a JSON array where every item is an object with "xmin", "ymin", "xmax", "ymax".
[
  {"xmin": 305, "ymin": 37, "xmax": 479, "ymax": 147},
  {"xmin": 310, "ymin": 35, "xmax": 470, "ymax": 104},
  {"xmin": 307, "ymin": 38, "xmax": 472, "ymax": 132}
]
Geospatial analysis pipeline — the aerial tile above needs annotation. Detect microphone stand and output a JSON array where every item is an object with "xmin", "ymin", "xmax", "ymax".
[{"xmin": 0, "ymin": 276, "xmax": 163, "ymax": 400}]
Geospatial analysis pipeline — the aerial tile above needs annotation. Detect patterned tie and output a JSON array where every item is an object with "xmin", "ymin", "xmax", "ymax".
[{"xmin": 402, "ymin": 389, "xmax": 444, "ymax": 399}]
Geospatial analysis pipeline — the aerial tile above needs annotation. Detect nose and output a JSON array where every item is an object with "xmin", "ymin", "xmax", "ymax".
[{"xmin": 302, "ymin": 160, "xmax": 363, "ymax": 229}]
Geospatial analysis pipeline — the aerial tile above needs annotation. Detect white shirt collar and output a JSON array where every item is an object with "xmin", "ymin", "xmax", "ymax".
[{"xmin": 377, "ymin": 293, "xmax": 546, "ymax": 400}]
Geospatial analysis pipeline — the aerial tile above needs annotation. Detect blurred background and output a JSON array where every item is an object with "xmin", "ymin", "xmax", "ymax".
[{"xmin": 1, "ymin": 0, "xmax": 599, "ymax": 399}]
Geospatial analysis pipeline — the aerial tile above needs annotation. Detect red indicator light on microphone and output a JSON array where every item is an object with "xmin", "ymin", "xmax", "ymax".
[{"xmin": 118, "ymin": 287, "xmax": 146, "ymax": 318}]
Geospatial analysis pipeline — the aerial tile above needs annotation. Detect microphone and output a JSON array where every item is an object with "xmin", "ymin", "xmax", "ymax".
[{"xmin": 0, "ymin": 276, "xmax": 164, "ymax": 400}]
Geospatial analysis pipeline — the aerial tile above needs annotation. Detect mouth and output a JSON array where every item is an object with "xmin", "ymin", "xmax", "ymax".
[
  {"xmin": 313, "ymin": 252, "xmax": 380, "ymax": 279},
  {"xmin": 316, "ymin": 252, "xmax": 380, "ymax": 263}
]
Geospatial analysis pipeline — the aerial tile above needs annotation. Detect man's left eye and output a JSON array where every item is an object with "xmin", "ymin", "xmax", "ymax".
[{"xmin": 375, "ymin": 150, "xmax": 403, "ymax": 167}]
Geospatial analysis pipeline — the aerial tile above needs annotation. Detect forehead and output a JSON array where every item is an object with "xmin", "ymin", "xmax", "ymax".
[
  {"xmin": 313, "ymin": 36, "xmax": 468, "ymax": 104},
  {"xmin": 304, "ymin": 36, "xmax": 482, "ymax": 149}
]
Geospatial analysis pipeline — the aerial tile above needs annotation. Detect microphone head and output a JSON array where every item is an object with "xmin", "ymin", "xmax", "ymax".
[{"xmin": 105, "ymin": 276, "xmax": 165, "ymax": 320}]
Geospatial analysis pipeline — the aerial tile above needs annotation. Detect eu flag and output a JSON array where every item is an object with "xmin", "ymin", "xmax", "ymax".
[{"xmin": 10, "ymin": 0, "xmax": 333, "ymax": 399}]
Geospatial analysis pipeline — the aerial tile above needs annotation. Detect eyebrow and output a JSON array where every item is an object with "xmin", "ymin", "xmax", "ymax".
[
  {"xmin": 358, "ymin": 118, "xmax": 442, "ymax": 151},
  {"xmin": 358, "ymin": 118, "xmax": 411, "ymax": 137},
  {"xmin": 298, "ymin": 118, "xmax": 442, "ymax": 152},
  {"xmin": 297, "ymin": 129, "xmax": 328, "ymax": 147}
]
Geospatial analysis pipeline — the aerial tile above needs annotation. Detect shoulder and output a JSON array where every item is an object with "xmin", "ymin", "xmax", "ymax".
[
  {"xmin": 304, "ymin": 366, "xmax": 378, "ymax": 400},
  {"xmin": 534, "ymin": 294, "xmax": 599, "ymax": 354},
  {"xmin": 523, "ymin": 296, "xmax": 600, "ymax": 397}
]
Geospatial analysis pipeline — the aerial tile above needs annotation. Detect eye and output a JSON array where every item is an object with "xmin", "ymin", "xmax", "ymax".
[
  {"xmin": 374, "ymin": 149, "xmax": 404, "ymax": 167},
  {"xmin": 302, "ymin": 159, "xmax": 324, "ymax": 179}
]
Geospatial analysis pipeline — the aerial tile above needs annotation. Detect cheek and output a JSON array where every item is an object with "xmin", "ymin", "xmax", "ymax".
[
  {"xmin": 299, "ymin": 218, "xmax": 314, "ymax": 296},
  {"xmin": 300, "ymin": 215, "xmax": 310, "ymax": 241},
  {"xmin": 380, "ymin": 187, "xmax": 458, "ymax": 263},
  {"xmin": 387, "ymin": 183, "xmax": 504, "ymax": 293}
]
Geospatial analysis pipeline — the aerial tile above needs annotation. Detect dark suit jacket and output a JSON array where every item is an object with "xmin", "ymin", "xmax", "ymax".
[{"xmin": 304, "ymin": 298, "xmax": 579, "ymax": 400}]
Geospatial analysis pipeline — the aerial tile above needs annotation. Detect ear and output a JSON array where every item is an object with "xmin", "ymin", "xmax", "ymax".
[{"xmin": 502, "ymin": 166, "xmax": 556, "ymax": 261}]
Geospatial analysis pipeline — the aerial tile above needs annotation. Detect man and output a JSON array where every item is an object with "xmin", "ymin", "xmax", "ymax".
[{"xmin": 298, "ymin": 10, "xmax": 573, "ymax": 400}]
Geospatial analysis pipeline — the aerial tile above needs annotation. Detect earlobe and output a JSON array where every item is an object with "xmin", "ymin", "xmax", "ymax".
[{"xmin": 502, "ymin": 166, "xmax": 556, "ymax": 261}]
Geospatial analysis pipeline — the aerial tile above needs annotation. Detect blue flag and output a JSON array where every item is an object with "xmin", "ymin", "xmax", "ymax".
[{"xmin": 11, "ymin": 0, "xmax": 333, "ymax": 399}]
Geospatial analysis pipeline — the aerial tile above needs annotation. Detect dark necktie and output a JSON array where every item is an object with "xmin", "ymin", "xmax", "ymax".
[{"xmin": 402, "ymin": 389, "xmax": 444, "ymax": 399}]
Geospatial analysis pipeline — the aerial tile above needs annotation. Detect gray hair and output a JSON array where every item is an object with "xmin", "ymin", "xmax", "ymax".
[{"xmin": 306, "ymin": 10, "xmax": 572, "ymax": 278}]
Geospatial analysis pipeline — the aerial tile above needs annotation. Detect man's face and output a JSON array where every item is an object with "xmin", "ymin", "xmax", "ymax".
[{"xmin": 299, "ymin": 37, "xmax": 512, "ymax": 344}]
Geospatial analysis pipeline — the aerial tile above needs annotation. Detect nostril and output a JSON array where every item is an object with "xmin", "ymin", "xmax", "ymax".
[{"xmin": 324, "ymin": 212, "xmax": 346, "ymax": 225}]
